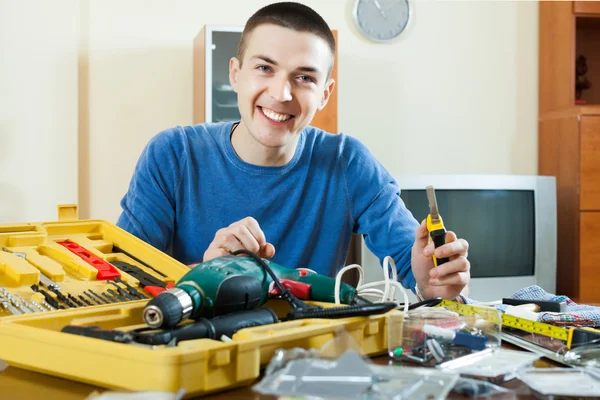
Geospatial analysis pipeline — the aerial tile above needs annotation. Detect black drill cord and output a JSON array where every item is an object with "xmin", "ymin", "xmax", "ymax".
[{"xmin": 231, "ymin": 249, "xmax": 311, "ymax": 311}]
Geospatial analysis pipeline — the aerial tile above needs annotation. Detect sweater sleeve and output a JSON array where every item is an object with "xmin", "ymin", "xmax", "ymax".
[
  {"xmin": 340, "ymin": 135, "xmax": 420, "ymax": 290},
  {"xmin": 116, "ymin": 127, "xmax": 186, "ymax": 253}
]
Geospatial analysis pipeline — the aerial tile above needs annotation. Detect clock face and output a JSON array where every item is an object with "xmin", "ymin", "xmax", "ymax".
[{"xmin": 353, "ymin": 0, "xmax": 410, "ymax": 42}]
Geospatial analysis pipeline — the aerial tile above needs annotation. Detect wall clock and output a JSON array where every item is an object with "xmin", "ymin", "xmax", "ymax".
[{"xmin": 352, "ymin": 0, "xmax": 411, "ymax": 42}]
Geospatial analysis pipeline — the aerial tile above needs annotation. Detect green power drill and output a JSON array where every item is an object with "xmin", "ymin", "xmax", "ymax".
[{"xmin": 142, "ymin": 250, "xmax": 377, "ymax": 329}]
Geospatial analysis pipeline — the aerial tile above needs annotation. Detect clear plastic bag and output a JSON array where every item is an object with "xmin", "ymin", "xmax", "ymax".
[
  {"xmin": 517, "ymin": 367, "xmax": 600, "ymax": 398},
  {"xmin": 253, "ymin": 327, "xmax": 460, "ymax": 399}
]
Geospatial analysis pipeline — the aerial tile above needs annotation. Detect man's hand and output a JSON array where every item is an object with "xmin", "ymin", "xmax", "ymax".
[
  {"xmin": 411, "ymin": 219, "xmax": 470, "ymax": 300},
  {"xmin": 203, "ymin": 217, "xmax": 275, "ymax": 262}
]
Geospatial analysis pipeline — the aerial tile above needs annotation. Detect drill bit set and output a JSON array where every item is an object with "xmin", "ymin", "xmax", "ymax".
[{"xmin": 0, "ymin": 229, "xmax": 176, "ymax": 318}]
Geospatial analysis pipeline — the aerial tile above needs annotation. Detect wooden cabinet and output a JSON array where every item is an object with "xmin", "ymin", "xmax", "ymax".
[
  {"xmin": 580, "ymin": 117, "xmax": 600, "ymax": 209},
  {"xmin": 574, "ymin": 1, "xmax": 600, "ymax": 15},
  {"xmin": 539, "ymin": 1, "xmax": 600, "ymax": 302},
  {"xmin": 193, "ymin": 26, "xmax": 338, "ymax": 133},
  {"xmin": 539, "ymin": 111, "xmax": 600, "ymax": 302},
  {"xmin": 580, "ymin": 211, "xmax": 600, "ymax": 301}
]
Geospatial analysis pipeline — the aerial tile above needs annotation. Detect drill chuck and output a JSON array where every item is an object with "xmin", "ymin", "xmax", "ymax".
[{"xmin": 143, "ymin": 288, "xmax": 193, "ymax": 329}]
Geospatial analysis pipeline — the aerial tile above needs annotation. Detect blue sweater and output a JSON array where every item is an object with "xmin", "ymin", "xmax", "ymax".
[{"xmin": 116, "ymin": 122, "xmax": 420, "ymax": 289}]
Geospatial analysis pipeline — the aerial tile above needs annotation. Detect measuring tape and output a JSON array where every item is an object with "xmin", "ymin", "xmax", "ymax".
[{"xmin": 437, "ymin": 300, "xmax": 573, "ymax": 342}]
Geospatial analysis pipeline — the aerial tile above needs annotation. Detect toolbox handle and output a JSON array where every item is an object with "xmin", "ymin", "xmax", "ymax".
[{"xmin": 57, "ymin": 205, "xmax": 79, "ymax": 222}]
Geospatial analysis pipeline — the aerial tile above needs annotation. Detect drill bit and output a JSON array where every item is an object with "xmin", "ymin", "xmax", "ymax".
[
  {"xmin": 87, "ymin": 290, "xmax": 109, "ymax": 304},
  {"xmin": 114, "ymin": 278, "xmax": 147, "ymax": 299},
  {"xmin": 101, "ymin": 292, "xmax": 118, "ymax": 304},
  {"xmin": 107, "ymin": 288, "xmax": 127, "ymax": 302},
  {"xmin": 49, "ymin": 287, "xmax": 78, "ymax": 308},
  {"xmin": 84, "ymin": 291, "xmax": 104, "ymax": 305},
  {"xmin": 78, "ymin": 294, "xmax": 93, "ymax": 307},
  {"xmin": 109, "ymin": 281, "xmax": 136, "ymax": 301},
  {"xmin": 67, "ymin": 293, "xmax": 85, "ymax": 307}
]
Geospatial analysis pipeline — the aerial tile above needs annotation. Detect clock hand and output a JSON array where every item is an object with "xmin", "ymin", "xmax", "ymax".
[{"xmin": 373, "ymin": 0, "xmax": 387, "ymax": 19}]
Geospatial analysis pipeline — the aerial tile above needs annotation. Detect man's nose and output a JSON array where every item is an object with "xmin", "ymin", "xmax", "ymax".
[{"xmin": 268, "ymin": 76, "xmax": 292, "ymax": 102}]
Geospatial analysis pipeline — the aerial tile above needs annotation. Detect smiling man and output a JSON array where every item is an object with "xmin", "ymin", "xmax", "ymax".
[{"xmin": 117, "ymin": 2, "xmax": 471, "ymax": 301}]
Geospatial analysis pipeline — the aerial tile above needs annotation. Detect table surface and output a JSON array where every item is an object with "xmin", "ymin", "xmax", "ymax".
[{"xmin": 0, "ymin": 342, "xmax": 562, "ymax": 400}]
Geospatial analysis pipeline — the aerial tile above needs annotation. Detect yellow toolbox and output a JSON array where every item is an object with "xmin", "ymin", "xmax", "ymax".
[{"xmin": 0, "ymin": 205, "xmax": 398, "ymax": 397}]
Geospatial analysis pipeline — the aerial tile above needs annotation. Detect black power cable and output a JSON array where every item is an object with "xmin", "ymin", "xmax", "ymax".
[{"xmin": 230, "ymin": 249, "xmax": 397, "ymax": 321}]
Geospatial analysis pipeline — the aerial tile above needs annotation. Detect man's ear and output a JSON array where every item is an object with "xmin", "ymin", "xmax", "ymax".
[
  {"xmin": 229, "ymin": 57, "xmax": 241, "ymax": 93},
  {"xmin": 318, "ymin": 78, "xmax": 335, "ymax": 111}
]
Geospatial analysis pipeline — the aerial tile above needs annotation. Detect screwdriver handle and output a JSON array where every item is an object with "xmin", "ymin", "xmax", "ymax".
[
  {"xmin": 426, "ymin": 213, "xmax": 449, "ymax": 267},
  {"xmin": 429, "ymin": 229, "xmax": 450, "ymax": 266}
]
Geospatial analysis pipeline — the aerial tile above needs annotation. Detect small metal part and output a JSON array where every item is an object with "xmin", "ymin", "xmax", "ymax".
[
  {"xmin": 13, "ymin": 293, "xmax": 39, "ymax": 313},
  {"xmin": 142, "ymin": 288, "xmax": 193, "ymax": 329},
  {"xmin": 1, "ymin": 247, "xmax": 26, "ymax": 259},
  {"xmin": 0, "ymin": 296, "xmax": 22, "ymax": 315},
  {"xmin": 38, "ymin": 273, "xmax": 60, "ymax": 291},
  {"xmin": 40, "ymin": 299, "xmax": 57, "ymax": 311},
  {"xmin": 10, "ymin": 298, "xmax": 33, "ymax": 314},
  {"xmin": 87, "ymin": 289, "xmax": 109, "ymax": 304},
  {"xmin": 78, "ymin": 294, "xmax": 93, "ymax": 306},
  {"xmin": 28, "ymin": 299, "xmax": 47, "ymax": 312},
  {"xmin": 0, "ymin": 288, "xmax": 33, "ymax": 314},
  {"xmin": 426, "ymin": 185, "xmax": 441, "ymax": 223}
]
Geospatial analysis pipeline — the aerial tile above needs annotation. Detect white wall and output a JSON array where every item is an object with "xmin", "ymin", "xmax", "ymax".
[
  {"xmin": 0, "ymin": 0, "xmax": 79, "ymax": 223},
  {"xmin": 1, "ymin": 0, "xmax": 538, "ymax": 224}
]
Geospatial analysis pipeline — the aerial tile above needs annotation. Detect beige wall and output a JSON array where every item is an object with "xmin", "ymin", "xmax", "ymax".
[
  {"xmin": 1, "ymin": 0, "xmax": 538, "ymax": 224},
  {"xmin": 0, "ymin": 0, "xmax": 79, "ymax": 223}
]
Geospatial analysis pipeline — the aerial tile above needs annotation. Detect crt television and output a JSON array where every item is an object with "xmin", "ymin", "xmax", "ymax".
[{"xmin": 360, "ymin": 174, "xmax": 557, "ymax": 302}]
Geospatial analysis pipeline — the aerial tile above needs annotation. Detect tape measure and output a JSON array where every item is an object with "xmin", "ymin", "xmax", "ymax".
[
  {"xmin": 438, "ymin": 300, "xmax": 600, "ymax": 349},
  {"xmin": 437, "ymin": 300, "xmax": 570, "ymax": 341}
]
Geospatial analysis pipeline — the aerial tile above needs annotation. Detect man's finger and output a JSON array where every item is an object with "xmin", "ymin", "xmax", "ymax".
[
  {"xmin": 223, "ymin": 234, "xmax": 244, "ymax": 253},
  {"xmin": 429, "ymin": 256, "xmax": 469, "ymax": 279},
  {"xmin": 241, "ymin": 217, "xmax": 267, "ymax": 248},
  {"xmin": 233, "ymin": 225, "xmax": 261, "ymax": 253},
  {"xmin": 260, "ymin": 243, "xmax": 276, "ymax": 258},
  {"xmin": 434, "ymin": 237, "xmax": 469, "ymax": 259}
]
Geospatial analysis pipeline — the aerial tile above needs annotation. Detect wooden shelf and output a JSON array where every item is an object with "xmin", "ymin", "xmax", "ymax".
[{"xmin": 574, "ymin": 0, "xmax": 600, "ymax": 15}]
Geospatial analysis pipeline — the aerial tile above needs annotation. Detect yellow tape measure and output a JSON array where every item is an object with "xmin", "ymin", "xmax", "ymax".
[
  {"xmin": 437, "ymin": 300, "xmax": 569, "ymax": 341},
  {"xmin": 437, "ymin": 300, "xmax": 600, "ymax": 349}
]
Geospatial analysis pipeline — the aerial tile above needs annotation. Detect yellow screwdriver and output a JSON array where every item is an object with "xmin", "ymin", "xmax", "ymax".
[{"xmin": 426, "ymin": 185, "xmax": 450, "ymax": 266}]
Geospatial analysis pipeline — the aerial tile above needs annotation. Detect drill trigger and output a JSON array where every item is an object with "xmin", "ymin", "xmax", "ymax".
[{"xmin": 268, "ymin": 279, "xmax": 311, "ymax": 300}]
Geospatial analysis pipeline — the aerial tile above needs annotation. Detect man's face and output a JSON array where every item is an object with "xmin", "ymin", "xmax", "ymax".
[{"xmin": 229, "ymin": 24, "xmax": 334, "ymax": 149}]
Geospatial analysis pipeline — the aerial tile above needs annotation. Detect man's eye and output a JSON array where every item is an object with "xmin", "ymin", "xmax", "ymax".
[
  {"xmin": 257, "ymin": 65, "xmax": 272, "ymax": 73},
  {"xmin": 298, "ymin": 75, "xmax": 315, "ymax": 83}
]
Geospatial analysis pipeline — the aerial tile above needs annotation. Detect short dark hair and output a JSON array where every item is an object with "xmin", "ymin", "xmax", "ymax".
[{"xmin": 237, "ymin": 2, "xmax": 335, "ymax": 76}]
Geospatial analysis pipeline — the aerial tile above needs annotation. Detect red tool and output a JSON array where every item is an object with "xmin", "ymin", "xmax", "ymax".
[
  {"xmin": 57, "ymin": 241, "xmax": 121, "ymax": 280},
  {"xmin": 268, "ymin": 279, "xmax": 311, "ymax": 299}
]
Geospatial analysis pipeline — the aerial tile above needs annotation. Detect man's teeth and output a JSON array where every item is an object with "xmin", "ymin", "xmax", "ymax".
[{"xmin": 262, "ymin": 107, "xmax": 292, "ymax": 122}]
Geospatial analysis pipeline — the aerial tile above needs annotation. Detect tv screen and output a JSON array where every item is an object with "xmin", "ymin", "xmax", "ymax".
[{"xmin": 400, "ymin": 189, "xmax": 535, "ymax": 278}]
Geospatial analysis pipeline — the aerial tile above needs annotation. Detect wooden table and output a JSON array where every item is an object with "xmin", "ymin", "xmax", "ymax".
[{"xmin": 0, "ymin": 343, "xmax": 560, "ymax": 400}]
